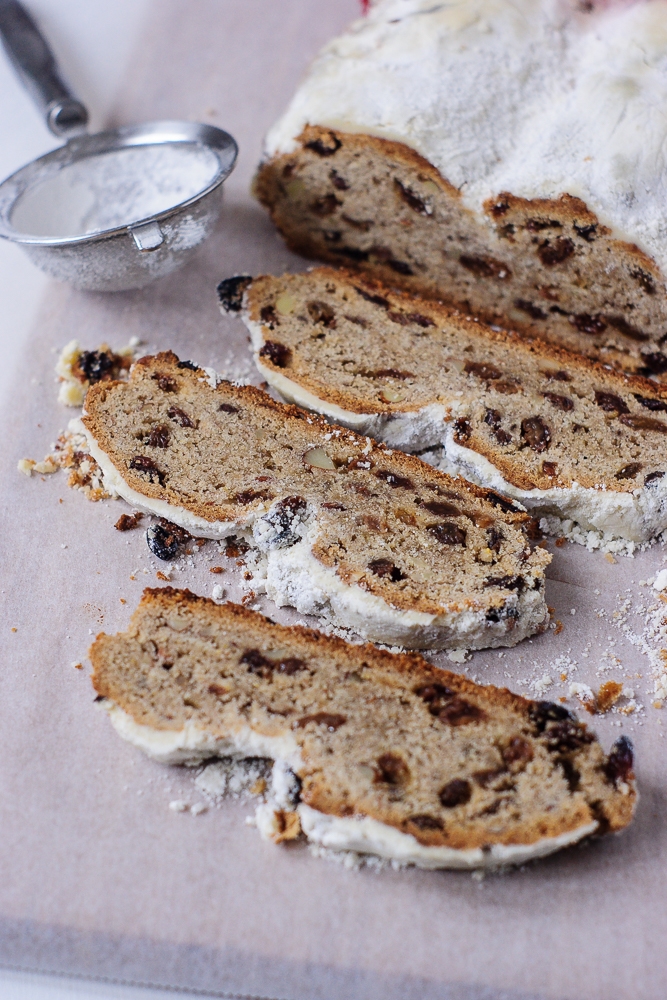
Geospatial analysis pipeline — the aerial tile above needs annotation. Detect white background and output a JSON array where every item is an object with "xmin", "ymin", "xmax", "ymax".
[{"xmin": 0, "ymin": 3, "xmax": 220, "ymax": 997}]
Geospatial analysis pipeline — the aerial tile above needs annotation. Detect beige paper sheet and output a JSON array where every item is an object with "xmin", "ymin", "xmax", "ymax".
[{"xmin": 1, "ymin": 3, "xmax": 666, "ymax": 998}]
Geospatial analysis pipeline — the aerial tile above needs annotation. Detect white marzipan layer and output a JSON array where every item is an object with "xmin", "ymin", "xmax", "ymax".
[
  {"xmin": 84, "ymin": 419, "xmax": 548, "ymax": 649},
  {"xmin": 264, "ymin": 0, "xmax": 667, "ymax": 276},
  {"xmin": 105, "ymin": 705, "xmax": 598, "ymax": 869}
]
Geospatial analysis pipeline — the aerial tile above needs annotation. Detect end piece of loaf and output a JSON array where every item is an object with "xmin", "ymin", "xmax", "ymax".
[
  {"xmin": 81, "ymin": 351, "xmax": 549, "ymax": 650},
  {"xmin": 254, "ymin": 0, "xmax": 667, "ymax": 378},
  {"xmin": 230, "ymin": 267, "xmax": 667, "ymax": 548},
  {"xmin": 90, "ymin": 588, "xmax": 637, "ymax": 869}
]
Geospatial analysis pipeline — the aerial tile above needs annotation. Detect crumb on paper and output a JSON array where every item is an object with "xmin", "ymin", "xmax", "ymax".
[
  {"xmin": 596, "ymin": 680, "xmax": 624, "ymax": 713},
  {"xmin": 605, "ymin": 553, "xmax": 617, "ymax": 564},
  {"xmin": 10, "ymin": 627, "xmax": 17, "ymax": 633},
  {"xmin": 653, "ymin": 569, "xmax": 667, "ymax": 592},
  {"xmin": 569, "ymin": 682, "xmax": 596, "ymax": 713},
  {"xmin": 447, "ymin": 648, "xmax": 470, "ymax": 664},
  {"xmin": 115, "ymin": 512, "xmax": 143, "ymax": 531},
  {"xmin": 119, "ymin": 598, "xmax": 126, "ymax": 605},
  {"xmin": 190, "ymin": 802, "xmax": 208, "ymax": 816},
  {"xmin": 72, "ymin": 661, "xmax": 83, "ymax": 670},
  {"xmin": 168, "ymin": 800, "xmax": 189, "ymax": 813},
  {"xmin": 55, "ymin": 339, "xmax": 134, "ymax": 407},
  {"xmin": 210, "ymin": 566, "xmax": 225, "ymax": 574},
  {"xmin": 156, "ymin": 571, "xmax": 170, "ymax": 582},
  {"xmin": 212, "ymin": 584, "xmax": 225, "ymax": 601},
  {"xmin": 553, "ymin": 620, "xmax": 564, "ymax": 635}
]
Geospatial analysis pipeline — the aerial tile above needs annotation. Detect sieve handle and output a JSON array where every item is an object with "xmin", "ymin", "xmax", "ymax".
[{"xmin": 0, "ymin": 0, "xmax": 88, "ymax": 138}]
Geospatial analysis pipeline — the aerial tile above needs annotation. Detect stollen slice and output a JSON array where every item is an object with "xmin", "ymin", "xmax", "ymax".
[
  {"xmin": 90, "ymin": 587, "xmax": 637, "ymax": 870},
  {"xmin": 81, "ymin": 351, "xmax": 550, "ymax": 650},
  {"xmin": 225, "ymin": 267, "xmax": 667, "ymax": 549}
]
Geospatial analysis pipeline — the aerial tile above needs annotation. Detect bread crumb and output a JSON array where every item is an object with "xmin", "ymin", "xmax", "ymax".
[
  {"xmin": 169, "ymin": 800, "xmax": 189, "ymax": 813},
  {"xmin": 156, "ymin": 571, "xmax": 170, "ymax": 581},
  {"xmin": 72, "ymin": 662, "xmax": 83, "ymax": 670},
  {"xmin": 597, "ymin": 680, "xmax": 623, "ymax": 713},
  {"xmin": 190, "ymin": 802, "xmax": 208, "ymax": 816},
  {"xmin": 17, "ymin": 458, "xmax": 35, "ymax": 476},
  {"xmin": 653, "ymin": 569, "xmax": 667, "ymax": 592},
  {"xmin": 554, "ymin": 536, "xmax": 566, "ymax": 547},
  {"xmin": 10, "ymin": 627, "xmax": 17, "ymax": 633},
  {"xmin": 554, "ymin": 620, "xmax": 564, "ymax": 635},
  {"xmin": 605, "ymin": 553, "xmax": 617, "ymax": 564},
  {"xmin": 210, "ymin": 566, "xmax": 225, "ymax": 574},
  {"xmin": 447, "ymin": 648, "xmax": 470, "ymax": 663},
  {"xmin": 212, "ymin": 584, "xmax": 225, "ymax": 601},
  {"xmin": 119, "ymin": 598, "xmax": 126, "ymax": 605}
]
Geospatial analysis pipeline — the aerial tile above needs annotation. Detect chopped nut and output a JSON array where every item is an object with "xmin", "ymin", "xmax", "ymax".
[
  {"xmin": 210, "ymin": 566, "xmax": 225, "ymax": 574},
  {"xmin": 554, "ymin": 620, "xmax": 564, "ymax": 635},
  {"xmin": 303, "ymin": 447, "xmax": 335, "ymax": 470},
  {"xmin": 275, "ymin": 292, "xmax": 297, "ymax": 315},
  {"xmin": 478, "ymin": 547, "xmax": 494, "ymax": 563}
]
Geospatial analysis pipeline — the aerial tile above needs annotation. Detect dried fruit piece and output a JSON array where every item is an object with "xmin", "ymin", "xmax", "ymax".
[
  {"xmin": 459, "ymin": 255, "xmax": 511, "ymax": 279},
  {"xmin": 484, "ymin": 408, "xmax": 512, "ymax": 445},
  {"xmin": 374, "ymin": 752, "xmax": 410, "ymax": 785},
  {"xmin": 151, "ymin": 372, "xmax": 177, "ymax": 392},
  {"xmin": 146, "ymin": 425, "xmax": 170, "ymax": 448},
  {"xmin": 594, "ymin": 391, "xmax": 629, "ymax": 414},
  {"xmin": 115, "ymin": 512, "xmax": 143, "ymax": 531},
  {"xmin": 453, "ymin": 417, "xmax": 471, "ymax": 443},
  {"xmin": 421, "ymin": 500, "xmax": 460, "ymax": 517},
  {"xmin": 303, "ymin": 447, "xmax": 335, "ymax": 470},
  {"xmin": 615, "ymin": 462, "xmax": 642, "ymax": 480},
  {"xmin": 374, "ymin": 469, "xmax": 414, "ymax": 489},
  {"xmin": 304, "ymin": 131, "xmax": 341, "ymax": 156},
  {"xmin": 521, "ymin": 416, "xmax": 551, "ymax": 452},
  {"xmin": 619, "ymin": 414, "xmax": 667, "ymax": 433},
  {"xmin": 368, "ymin": 558, "xmax": 406, "ymax": 582},
  {"xmin": 129, "ymin": 455, "xmax": 165, "ymax": 485},
  {"xmin": 604, "ymin": 735, "xmax": 634, "ymax": 784},
  {"xmin": 439, "ymin": 779, "xmax": 472, "ymax": 807},
  {"xmin": 502, "ymin": 736, "xmax": 534, "ymax": 765},
  {"xmin": 394, "ymin": 178, "xmax": 431, "ymax": 216},
  {"xmin": 146, "ymin": 520, "xmax": 190, "ymax": 561},
  {"xmin": 571, "ymin": 313, "xmax": 606, "ymax": 336},
  {"xmin": 167, "ymin": 406, "xmax": 197, "ymax": 428},
  {"xmin": 259, "ymin": 341, "xmax": 290, "ymax": 368},
  {"xmin": 632, "ymin": 394, "xmax": 667, "ymax": 412},
  {"xmin": 542, "ymin": 461, "xmax": 557, "ymax": 477},
  {"xmin": 543, "ymin": 392, "xmax": 574, "ymax": 411},
  {"xmin": 427, "ymin": 522, "xmax": 466, "ymax": 546},
  {"xmin": 515, "ymin": 299, "xmax": 547, "ymax": 320},
  {"xmin": 464, "ymin": 361, "xmax": 502, "ymax": 381},
  {"xmin": 538, "ymin": 237, "xmax": 575, "ymax": 266},
  {"xmin": 217, "ymin": 275, "xmax": 252, "ymax": 312},
  {"xmin": 295, "ymin": 712, "xmax": 347, "ymax": 731}
]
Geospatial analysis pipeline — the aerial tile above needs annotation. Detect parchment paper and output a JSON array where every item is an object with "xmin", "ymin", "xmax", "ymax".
[{"xmin": 1, "ymin": 3, "xmax": 666, "ymax": 998}]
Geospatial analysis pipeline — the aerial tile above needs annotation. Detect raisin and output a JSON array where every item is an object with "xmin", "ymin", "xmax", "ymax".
[
  {"xmin": 487, "ymin": 526, "xmax": 504, "ymax": 551},
  {"xmin": 115, "ymin": 512, "xmax": 143, "ymax": 531},
  {"xmin": 307, "ymin": 300, "xmax": 336, "ymax": 327},
  {"xmin": 453, "ymin": 417, "xmax": 471, "ymax": 443},
  {"xmin": 645, "ymin": 471, "xmax": 665, "ymax": 485},
  {"xmin": 344, "ymin": 314, "xmax": 368, "ymax": 327},
  {"xmin": 464, "ymin": 360, "xmax": 502, "ymax": 380},
  {"xmin": 490, "ymin": 197, "xmax": 510, "ymax": 217},
  {"xmin": 217, "ymin": 275, "xmax": 252, "ymax": 313},
  {"xmin": 639, "ymin": 351, "xmax": 667, "ymax": 374},
  {"xmin": 259, "ymin": 341, "xmax": 290, "ymax": 368},
  {"xmin": 526, "ymin": 218, "xmax": 562, "ymax": 231},
  {"xmin": 76, "ymin": 350, "xmax": 115, "ymax": 383},
  {"xmin": 394, "ymin": 178, "xmax": 430, "ymax": 215},
  {"xmin": 295, "ymin": 712, "xmax": 347, "ymax": 731},
  {"xmin": 571, "ymin": 313, "xmax": 606, "ymax": 336},
  {"xmin": 630, "ymin": 267, "xmax": 656, "ymax": 295},
  {"xmin": 521, "ymin": 416, "xmax": 551, "ymax": 452},
  {"xmin": 542, "ymin": 369, "xmax": 571, "ymax": 382},
  {"xmin": 167, "ymin": 406, "xmax": 197, "ymax": 428},
  {"xmin": 619, "ymin": 414, "xmax": 667, "ymax": 433},
  {"xmin": 311, "ymin": 194, "xmax": 341, "ymax": 217},
  {"xmin": 459, "ymin": 255, "xmax": 511, "ymax": 279},
  {"xmin": 405, "ymin": 312, "xmax": 435, "ymax": 328},
  {"xmin": 355, "ymin": 286, "xmax": 389, "ymax": 308},
  {"xmin": 484, "ymin": 408, "xmax": 512, "ymax": 445},
  {"xmin": 542, "ymin": 391, "xmax": 574, "ymax": 411},
  {"xmin": 439, "ymin": 779, "xmax": 472, "ymax": 807},
  {"xmin": 146, "ymin": 425, "xmax": 170, "ymax": 448},
  {"xmin": 407, "ymin": 814, "xmax": 443, "ymax": 830},
  {"xmin": 368, "ymin": 558, "xmax": 406, "ymax": 582},
  {"xmin": 219, "ymin": 403, "xmax": 239, "ymax": 414},
  {"xmin": 615, "ymin": 462, "xmax": 642, "ymax": 480},
  {"xmin": 529, "ymin": 701, "xmax": 576, "ymax": 733},
  {"xmin": 484, "ymin": 575, "xmax": 524, "ymax": 592},
  {"xmin": 176, "ymin": 360, "xmax": 200, "ymax": 371},
  {"xmin": 146, "ymin": 520, "xmax": 189, "ymax": 561},
  {"xmin": 538, "ymin": 237, "xmax": 575, "ymax": 266},
  {"xmin": 495, "ymin": 380, "xmax": 520, "ymax": 394},
  {"xmin": 594, "ymin": 391, "xmax": 629, "ymax": 414},
  {"xmin": 321, "ymin": 501, "xmax": 347, "ymax": 510},
  {"xmin": 374, "ymin": 469, "xmax": 414, "ymax": 489},
  {"xmin": 542, "ymin": 461, "xmax": 558, "ymax": 477},
  {"xmin": 241, "ymin": 649, "xmax": 273, "ymax": 678},
  {"xmin": 444, "ymin": 698, "xmax": 486, "ymax": 726},
  {"xmin": 151, "ymin": 372, "xmax": 177, "ymax": 392},
  {"xmin": 261, "ymin": 495, "xmax": 308, "ymax": 548},
  {"xmin": 415, "ymin": 682, "xmax": 455, "ymax": 715},
  {"xmin": 484, "ymin": 491, "xmax": 520, "ymax": 513},
  {"xmin": 427, "ymin": 522, "xmax": 466, "ymax": 546},
  {"xmin": 604, "ymin": 735, "xmax": 634, "ymax": 784},
  {"xmin": 605, "ymin": 316, "xmax": 650, "ymax": 342},
  {"xmin": 387, "ymin": 259, "xmax": 413, "ymax": 275},
  {"xmin": 232, "ymin": 490, "xmax": 269, "ymax": 504},
  {"xmin": 260, "ymin": 305, "xmax": 278, "ymax": 328},
  {"xmin": 208, "ymin": 683, "xmax": 227, "ymax": 696},
  {"xmin": 502, "ymin": 736, "xmax": 534, "ymax": 765},
  {"xmin": 366, "ymin": 367, "xmax": 414, "ymax": 379},
  {"xmin": 515, "ymin": 299, "xmax": 547, "ymax": 320},
  {"xmin": 544, "ymin": 719, "xmax": 594, "ymax": 752},
  {"xmin": 224, "ymin": 536, "xmax": 250, "ymax": 558},
  {"xmin": 574, "ymin": 222, "xmax": 597, "ymax": 241},
  {"xmin": 421, "ymin": 500, "xmax": 461, "ymax": 517},
  {"xmin": 374, "ymin": 752, "xmax": 410, "ymax": 785},
  {"xmin": 330, "ymin": 169, "xmax": 349, "ymax": 190},
  {"xmin": 333, "ymin": 246, "xmax": 370, "ymax": 262},
  {"xmin": 304, "ymin": 131, "xmax": 341, "ymax": 156},
  {"xmin": 129, "ymin": 455, "xmax": 165, "ymax": 485},
  {"xmin": 632, "ymin": 393, "xmax": 667, "ymax": 412}
]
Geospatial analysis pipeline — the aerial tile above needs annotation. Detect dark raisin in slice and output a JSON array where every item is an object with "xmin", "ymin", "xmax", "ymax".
[
  {"xmin": 453, "ymin": 417, "xmax": 471, "ymax": 443},
  {"xmin": 422, "ymin": 500, "xmax": 460, "ymax": 517},
  {"xmin": 630, "ymin": 267, "xmax": 656, "ymax": 295},
  {"xmin": 374, "ymin": 752, "xmax": 410, "ymax": 785},
  {"xmin": 570, "ymin": 313, "xmax": 606, "ymax": 335},
  {"xmin": 538, "ymin": 237, "xmax": 575, "ymax": 266},
  {"xmin": 619, "ymin": 414, "xmax": 667, "ymax": 433},
  {"xmin": 129, "ymin": 455, "xmax": 165, "ymax": 485},
  {"xmin": 574, "ymin": 222, "xmax": 597, "ymax": 241},
  {"xmin": 632, "ymin": 393, "xmax": 667, "ymax": 412},
  {"xmin": 594, "ymin": 391, "xmax": 629, "ymax": 414},
  {"xmin": 484, "ymin": 575, "xmax": 524, "ymax": 592},
  {"xmin": 487, "ymin": 526, "xmax": 504, "ymax": 551},
  {"xmin": 639, "ymin": 351, "xmax": 667, "ymax": 374},
  {"xmin": 146, "ymin": 425, "xmax": 170, "ymax": 448},
  {"xmin": 176, "ymin": 359, "xmax": 200, "ymax": 371},
  {"xmin": 542, "ymin": 369, "xmax": 571, "ymax": 382},
  {"xmin": 76, "ymin": 350, "xmax": 115, "ymax": 383},
  {"xmin": 645, "ymin": 471, "xmax": 665, "ymax": 485},
  {"xmin": 604, "ymin": 735, "xmax": 634, "ymax": 784},
  {"xmin": 464, "ymin": 361, "xmax": 502, "ymax": 380},
  {"xmin": 259, "ymin": 341, "xmax": 290, "ymax": 368},
  {"xmin": 407, "ymin": 815, "xmax": 443, "ymax": 830},
  {"xmin": 241, "ymin": 649, "xmax": 273, "ymax": 678},
  {"xmin": 307, "ymin": 300, "xmax": 336, "ymax": 327},
  {"xmin": 394, "ymin": 178, "xmax": 430, "ymax": 215},
  {"xmin": 529, "ymin": 701, "xmax": 576, "ymax": 733},
  {"xmin": 484, "ymin": 408, "xmax": 512, "ymax": 444},
  {"xmin": 330, "ymin": 169, "xmax": 349, "ymax": 190},
  {"xmin": 167, "ymin": 406, "xmax": 197, "ymax": 428},
  {"xmin": 543, "ymin": 391, "xmax": 574, "ymax": 411},
  {"xmin": 502, "ymin": 736, "xmax": 534, "ymax": 765},
  {"xmin": 484, "ymin": 491, "xmax": 520, "ymax": 513},
  {"xmin": 415, "ymin": 683, "xmax": 455, "ymax": 715},
  {"xmin": 146, "ymin": 521, "xmax": 188, "ymax": 561},
  {"xmin": 333, "ymin": 246, "xmax": 370, "ymax": 262},
  {"xmin": 427, "ymin": 522, "xmax": 466, "ymax": 546},
  {"xmin": 439, "ymin": 779, "xmax": 472, "ymax": 807},
  {"xmin": 304, "ymin": 131, "xmax": 341, "ymax": 156},
  {"xmin": 368, "ymin": 558, "xmax": 406, "ymax": 582},
  {"xmin": 374, "ymin": 469, "xmax": 414, "ymax": 489},
  {"xmin": 515, "ymin": 299, "xmax": 547, "ymax": 320},
  {"xmin": 459, "ymin": 255, "xmax": 511, "ymax": 279},
  {"xmin": 438, "ymin": 698, "xmax": 485, "ymax": 726},
  {"xmin": 605, "ymin": 316, "xmax": 649, "ymax": 342},
  {"xmin": 151, "ymin": 372, "xmax": 177, "ymax": 392},
  {"xmin": 355, "ymin": 285, "xmax": 389, "ymax": 308},
  {"xmin": 219, "ymin": 403, "xmax": 239, "ymax": 413},
  {"xmin": 521, "ymin": 416, "xmax": 551, "ymax": 452},
  {"xmin": 615, "ymin": 462, "xmax": 642, "ymax": 480},
  {"xmin": 310, "ymin": 194, "xmax": 341, "ymax": 217},
  {"xmin": 217, "ymin": 275, "xmax": 252, "ymax": 312}
]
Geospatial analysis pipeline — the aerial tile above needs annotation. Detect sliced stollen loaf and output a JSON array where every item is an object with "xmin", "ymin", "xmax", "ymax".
[
  {"xmin": 90, "ymin": 588, "xmax": 637, "ymax": 869},
  {"xmin": 81, "ymin": 351, "xmax": 549, "ymax": 650},
  {"xmin": 254, "ymin": 0, "xmax": 667, "ymax": 380},
  {"xmin": 226, "ymin": 267, "xmax": 667, "ymax": 549}
]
